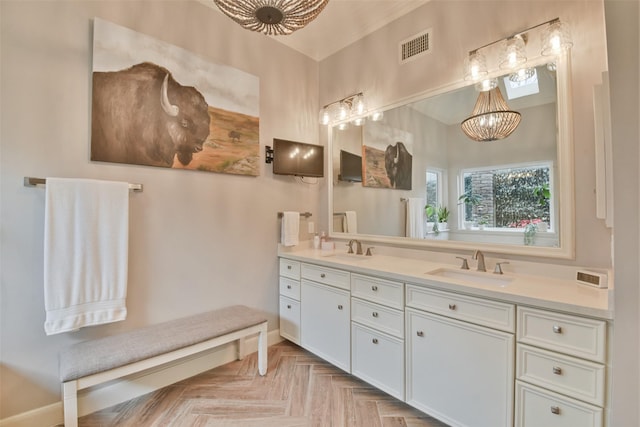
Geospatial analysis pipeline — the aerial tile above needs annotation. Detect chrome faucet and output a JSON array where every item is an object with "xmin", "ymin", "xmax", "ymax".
[{"xmin": 473, "ymin": 250, "xmax": 486, "ymax": 272}]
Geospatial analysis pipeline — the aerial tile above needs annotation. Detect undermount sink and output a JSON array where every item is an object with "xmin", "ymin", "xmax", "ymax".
[
  {"xmin": 331, "ymin": 253, "xmax": 371, "ymax": 261},
  {"xmin": 426, "ymin": 268, "xmax": 513, "ymax": 287}
]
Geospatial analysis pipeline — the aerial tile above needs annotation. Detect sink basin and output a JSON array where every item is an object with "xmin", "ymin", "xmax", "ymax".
[
  {"xmin": 331, "ymin": 253, "xmax": 371, "ymax": 262},
  {"xmin": 426, "ymin": 268, "xmax": 513, "ymax": 287}
]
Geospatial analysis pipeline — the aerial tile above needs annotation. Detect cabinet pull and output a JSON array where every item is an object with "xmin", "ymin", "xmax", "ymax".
[
  {"xmin": 320, "ymin": 273, "xmax": 326, "ymax": 278},
  {"xmin": 371, "ymin": 285, "xmax": 378, "ymax": 291},
  {"xmin": 287, "ymin": 285, "xmax": 292, "ymax": 289},
  {"xmin": 372, "ymin": 338, "xmax": 378, "ymax": 344},
  {"xmin": 416, "ymin": 331, "xmax": 424, "ymax": 337},
  {"xmin": 287, "ymin": 305, "xmax": 291, "ymax": 309},
  {"xmin": 550, "ymin": 406, "xmax": 560, "ymax": 415},
  {"xmin": 372, "ymin": 312, "xmax": 379, "ymax": 318},
  {"xmin": 553, "ymin": 325, "xmax": 563, "ymax": 334},
  {"xmin": 337, "ymin": 304, "xmax": 343, "ymax": 310},
  {"xmin": 552, "ymin": 366, "xmax": 563, "ymax": 375},
  {"xmin": 448, "ymin": 304, "xmax": 457, "ymax": 310},
  {"xmin": 287, "ymin": 265, "xmax": 292, "ymax": 270}
]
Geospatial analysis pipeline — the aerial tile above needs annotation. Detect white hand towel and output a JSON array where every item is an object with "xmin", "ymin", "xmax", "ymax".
[
  {"xmin": 344, "ymin": 211, "xmax": 358, "ymax": 234},
  {"xmin": 280, "ymin": 211, "xmax": 300, "ymax": 247},
  {"xmin": 44, "ymin": 178, "xmax": 129, "ymax": 335},
  {"xmin": 405, "ymin": 197, "xmax": 425, "ymax": 238}
]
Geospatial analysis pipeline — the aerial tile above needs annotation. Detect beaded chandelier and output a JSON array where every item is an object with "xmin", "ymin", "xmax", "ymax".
[{"xmin": 460, "ymin": 87, "xmax": 522, "ymax": 142}]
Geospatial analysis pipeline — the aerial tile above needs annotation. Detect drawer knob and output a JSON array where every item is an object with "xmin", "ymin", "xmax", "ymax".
[
  {"xmin": 553, "ymin": 325, "xmax": 563, "ymax": 334},
  {"xmin": 337, "ymin": 304, "xmax": 343, "ymax": 310},
  {"xmin": 287, "ymin": 265, "xmax": 292, "ymax": 270},
  {"xmin": 552, "ymin": 366, "xmax": 563, "ymax": 375},
  {"xmin": 371, "ymin": 285, "xmax": 378, "ymax": 291},
  {"xmin": 287, "ymin": 285, "xmax": 292, "ymax": 289},
  {"xmin": 416, "ymin": 331, "xmax": 424, "ymax": 337},
  {"xmin": 550, "ymin": 406, "xmax": 560, "ymax": 415},
  {"xmin": 287, "ymin": 305, "xmax": 291, "ymax": 309},
  {"xmin": 448, "ymin": 304, "xmax": 457, "ymax": 310},
  {"xmin": 320, "ymin": 273, "xmax": 326, "ymax": 278},
  {"xmin": 372, "ymin": 338, "xmax": 378, "ymax": 344},
  {"xmin": 372, "ymin": 312, "xmax": 379, "ymax": 318}
]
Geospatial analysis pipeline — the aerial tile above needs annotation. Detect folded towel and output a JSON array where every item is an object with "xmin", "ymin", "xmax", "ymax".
[
  {"xmin": 344, "ymin": 211, "xmax": 358, "ymax": 234},
  {"xmin": 44, "ymin": 178, "xmax": 130, "ymax": 335},
  {"xmin": 280, "ymin": 211, "xmax": 299, "ymax": 247},
  {"xmin": 405, "ymin": 197, "xmax": 425, "ymax": 238}
]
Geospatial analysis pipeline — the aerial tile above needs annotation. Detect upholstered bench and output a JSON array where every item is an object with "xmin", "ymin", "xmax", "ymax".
[{"xmin": 59, "ymin": 305, "xmax": 268, "ymax": 427}]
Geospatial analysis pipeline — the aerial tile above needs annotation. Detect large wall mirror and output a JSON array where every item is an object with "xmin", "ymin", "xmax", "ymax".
[{"xmin": 329, "ymin": 53, "xmax": 575, "ymax": 258}]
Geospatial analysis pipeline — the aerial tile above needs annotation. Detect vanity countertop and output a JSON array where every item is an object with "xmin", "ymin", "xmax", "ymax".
[{"xmin": 278, "ymin": 247, "xmax": 613, "ymax": 320}]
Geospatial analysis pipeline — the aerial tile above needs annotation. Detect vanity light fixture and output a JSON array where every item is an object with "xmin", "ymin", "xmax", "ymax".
[
  {"xmin": 463, "ymin": 18, "xmax": 572, "ymax": 84},
  {"xmin": 319, "ymin": 92, "xmax": 369, "ymax": 128},
  {"xmin": 213, "ymin": 0, "xmax": 328, "ymax": 36}
]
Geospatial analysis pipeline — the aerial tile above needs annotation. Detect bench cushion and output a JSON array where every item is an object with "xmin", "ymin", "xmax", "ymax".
[{"xmin": 59, "ymin": 305, "xmax": 267, "ymax": 382}]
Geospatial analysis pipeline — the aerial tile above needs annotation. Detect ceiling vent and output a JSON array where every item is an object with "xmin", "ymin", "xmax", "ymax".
[{"xmin": 399, "ymin": 29, "xmax": 432, "ymax": 64}]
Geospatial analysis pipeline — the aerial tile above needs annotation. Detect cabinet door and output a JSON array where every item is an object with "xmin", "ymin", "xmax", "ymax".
[
  {"xmin": 279, "ymin": 295, "xmax": 300, "ymax": 345},
  {"xmin": 301, "ymin": 280, "xmax": 351, "ymax": 372},
  {"xmin": 406, "ymin": 308, "xmax": 515, "ymax": 427}
]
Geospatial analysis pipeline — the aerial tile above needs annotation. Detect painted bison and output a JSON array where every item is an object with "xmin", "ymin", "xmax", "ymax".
[
  {"xmin": 91, "ymin": 62, "xmax": 211, "ymax": 167},
  {"xmin": 384, "ymin": 142, "xmax": 412, "ymax": 189}
]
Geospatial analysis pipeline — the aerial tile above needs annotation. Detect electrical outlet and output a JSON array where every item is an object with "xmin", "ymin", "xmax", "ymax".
[{"xmin": 308, "ymin": 221, "xmax": 315, "ymax": 234}]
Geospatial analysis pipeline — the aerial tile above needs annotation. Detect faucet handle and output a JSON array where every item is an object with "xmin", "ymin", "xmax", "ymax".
[
  {"xmin": 494, "ymin": 261, "xmax": 510, "ymax": 275},
  {"xmin": 365, "ymin": 247, "xmax": 375, "ymax": 256},
  {"xmin": 346, "ymin": 241, "xmax": 354, "ymax": 254},
  {"xmin": 456, "ymin": 256, "xmax": 469, "ymax": 270}
]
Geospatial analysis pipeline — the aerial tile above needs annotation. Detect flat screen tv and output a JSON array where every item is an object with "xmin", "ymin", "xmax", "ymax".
[
  {"xmin": 339, "ymin": 150, "xmax": 363, "ymax": 182},
  {"xmin": 272, "ymin": 138, "xmax": 324, "ymax": 178}
]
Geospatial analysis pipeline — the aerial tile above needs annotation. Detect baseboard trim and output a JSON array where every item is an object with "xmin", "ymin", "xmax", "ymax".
[{"xmin": 0, "ymin": 330, "xmax": 283, "ymax": 427}]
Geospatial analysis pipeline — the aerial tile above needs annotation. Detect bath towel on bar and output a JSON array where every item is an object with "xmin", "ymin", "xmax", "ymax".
[
  {"xmin": 405, "ymin": 197, "xmax": 425, "ymax": 238},
  {"xmin": 344, "ymin": 211, "xmax": 358, "ymax": 234},
  {"xmin": 44, "ymin": 178, "xmax": 130, "ymax": 335},
  {"xmin": 280, "ymin": 211, "xmax": 299, "ymax": 247}
]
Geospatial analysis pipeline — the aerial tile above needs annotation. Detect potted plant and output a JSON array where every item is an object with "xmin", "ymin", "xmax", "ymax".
[
  {"xmin": 425, "ymin": 204, "xmax": 437, "ymax": 233},
  {"xmin": 437, "ymin": 206, "xmax": 450, "ymax": 231},
  {"xmin": 458, "ymin": 191, "xmax": 480, "ymax": 229},
  {"xmin": 478, "ymin": 215, "xmax": 489, "ymax": 230}
]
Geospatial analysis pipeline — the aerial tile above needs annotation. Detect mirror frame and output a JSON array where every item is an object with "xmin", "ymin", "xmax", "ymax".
[{"xmin": 328, "ymin": 50, "xmax": 575, "ymax": 259}]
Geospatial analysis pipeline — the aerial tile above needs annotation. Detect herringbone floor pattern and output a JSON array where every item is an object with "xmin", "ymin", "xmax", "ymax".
[{"xmin": 71, "ymin": 341, "xmax": 450, "ymax": 427}]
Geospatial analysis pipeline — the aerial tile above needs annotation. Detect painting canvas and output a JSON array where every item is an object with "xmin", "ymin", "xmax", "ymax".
[
  {"xmin": 91, "ymin": 18, "xmax": 260, "ymax": 176},
  {"xmin": 362, "ymin": 122, "xmax": 413, "ymax": 189}
]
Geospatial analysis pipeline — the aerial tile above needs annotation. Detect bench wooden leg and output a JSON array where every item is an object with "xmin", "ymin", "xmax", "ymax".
[
  {"xmin": 238, "ymin": 336, "xmax": 245, "ymax": 360},
  {"xmin": 62, "ymin": 381, "xmax": 78, "ymax": 427},
  {"xmin": 258, "ymin": 322, "xmax": 268, "ymax": 376}
]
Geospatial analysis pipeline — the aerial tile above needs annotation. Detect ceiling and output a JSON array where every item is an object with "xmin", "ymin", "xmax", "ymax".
[{"xmin": 200, "ymin": 0, "xmax": 429, "ymax": 61}]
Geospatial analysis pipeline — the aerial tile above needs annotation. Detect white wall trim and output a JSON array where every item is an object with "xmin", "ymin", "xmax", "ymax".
[{"xmin": 0, "ymin": 330, "xmax": 283, "ymax": 427}]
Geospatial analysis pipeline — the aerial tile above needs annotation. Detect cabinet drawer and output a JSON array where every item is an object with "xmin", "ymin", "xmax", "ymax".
[
  {"xmin": 279, "ymin": 296, "xmax": 300, "ymax": 345},
  {"xmin": 351, "ymin": 323, "xmax": 404, "ymax": 400},
  {"xmin": 406, "ymin": 285, "xmax": 515, "ymax": 332},
  {"xmin": 517, "ymin": 307, "xmax": 606, "ymax": 363},
  {"xmin": 517, "ymin": 344, "xmax": 605, "ymax": 406},
  {"xmin": 351, "ymin": 274, "xmax": 404, "ymax": 309},
  {"xmin": 279, "ymin": 277, "xmax": 300, "ymax": 301},
  {"xmin": 515, "ymin": 381, "xmax": 603, "ymax": 427},
  {"xmin": 351, "ymin": 298, "xmax": 404, "ymax": 338},
  {"xmin": 279, "ymin": 258, "xmax": 300, "ymax": 280},
  {"xmin": 302, "ymin": 263, "xmax": 350, "ymax": 290}
]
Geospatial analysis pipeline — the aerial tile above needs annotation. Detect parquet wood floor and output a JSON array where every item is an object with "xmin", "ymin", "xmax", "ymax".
[{"xmin": 68, "ymin": 340, "xmax": 450, "ymax": 427}]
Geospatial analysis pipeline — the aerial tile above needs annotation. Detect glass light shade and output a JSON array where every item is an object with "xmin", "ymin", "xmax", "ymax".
[
  {"xmin": 335, "ymin": 101, "xmax": 349, "ymax": 121},
  {"xmin": 509, "ymin": 67, "xmax": 536, "ymax": 82},
  {"xmin": 541, "ymin": 20, "xmax": 573, "ymax": 55},
  {"xmin": 319, "ymin": 107, "xmax": 331, "ymax": 125},
  {"xmin": 351, "ymin": 94, "xmax": 366, "ymax": 116},
  {"xmin": 461, "ymin": 87, "xmax": 522, "ymax": 142},
  {"xmin": 352, "ymin": 117, "xmax": 365, "ymax": 126},
  {"xmin": 464, "ymin": 51, "xmax": 488, "ymax": 81},
  {"xmin": 213, "ymin": 0, "xmax": 329, "ymax": 36},
  {"xmin": 337, "ymin": 122, "xmax": 348, "ymax": 130},
  {"xmin": 499, "ymin": 36, "xmax": 527, "ymax": 70},
  {"xmin": 370, "ymin": 111, "xmax": 384, "ymax": 122}
]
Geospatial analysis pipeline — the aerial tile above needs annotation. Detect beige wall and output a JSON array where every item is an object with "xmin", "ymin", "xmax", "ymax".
[{"xmin": 0, "ymin": 0, "xmax": 321, "ymax": 418}]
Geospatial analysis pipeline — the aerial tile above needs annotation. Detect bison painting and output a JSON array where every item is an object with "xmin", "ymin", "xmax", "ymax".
[
  {"xmin": 91, "ymin": 62, "xmax": 211, "ymax": 168},
  {"xmin": 384, "ymin": 142, "xmax": 412, "ymax": 190}
]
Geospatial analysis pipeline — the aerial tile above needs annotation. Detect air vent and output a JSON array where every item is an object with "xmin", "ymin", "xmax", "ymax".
[{"xmin": 399, "ymin": 29, "xmax": 432, "ymax": 64}]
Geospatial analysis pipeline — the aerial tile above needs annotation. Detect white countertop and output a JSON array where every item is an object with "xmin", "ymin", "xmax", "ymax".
[{"xmin": 278, "ymin": 246, "xmax": 613, "ymax": 320}]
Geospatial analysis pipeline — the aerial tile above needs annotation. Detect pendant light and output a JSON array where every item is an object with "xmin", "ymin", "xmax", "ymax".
[{"xmin": 461, "ymin": 87, "xmax": 522, "ymax": 142}]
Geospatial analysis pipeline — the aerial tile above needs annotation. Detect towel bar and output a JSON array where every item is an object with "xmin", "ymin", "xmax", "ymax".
[
  {"xmin": 24, "ymin": 177, "xmax": 143, "ymax": 192},
  {"xmin": 277, "ymin": 212, "xmax": 312, "ymax": 218}
]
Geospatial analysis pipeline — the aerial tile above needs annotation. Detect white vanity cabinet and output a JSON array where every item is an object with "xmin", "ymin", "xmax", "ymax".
[
  {"xmin": 350, "ymin": 274, "xmax": 405, "ymax": 400},
  {"xmin": 405, "ymin": 284, "xmax": 515, "ymax": 427},
  {"xmin": 515, "ymin": 306, "xmax": 607, "ymax": 427},
  {"xmin": 279, "ymin": 259, "xmax": 301, "ymax": 344},
  {"xmin": 300, "ymin": 263, "xmax": 351, "ymax": 372}
]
